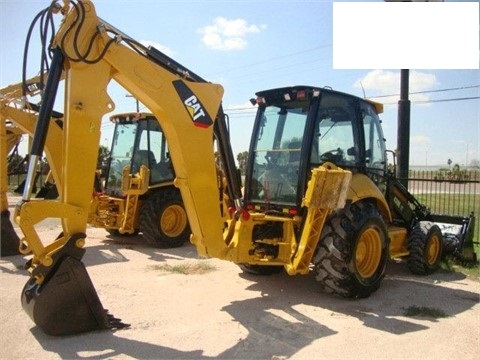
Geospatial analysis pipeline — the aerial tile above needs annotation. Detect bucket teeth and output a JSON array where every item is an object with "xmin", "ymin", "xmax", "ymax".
[{"xmin": 105, "ymin": 310, "xmax": 130, "ymax": 330}]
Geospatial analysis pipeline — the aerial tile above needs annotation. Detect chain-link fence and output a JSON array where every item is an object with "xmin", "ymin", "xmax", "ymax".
[{"xmin": 407, "ymin": 169, "xmax": 479, "ymax": 255}]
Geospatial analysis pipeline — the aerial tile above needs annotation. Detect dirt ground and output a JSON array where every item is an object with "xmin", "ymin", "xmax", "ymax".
[{"xmin": 1, "ymin": 195, "xmax": 479, "ymax": 360}]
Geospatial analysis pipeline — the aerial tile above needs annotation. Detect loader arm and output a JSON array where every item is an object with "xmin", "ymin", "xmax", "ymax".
[{"xmin": 386, "ymin": 172, "xmax": 476, "ymax": 259}]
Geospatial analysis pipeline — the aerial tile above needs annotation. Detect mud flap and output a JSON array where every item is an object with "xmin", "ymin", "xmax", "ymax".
[{"xmin": 21, "ymin": 235, "xmax": 128, "ymax": 336}]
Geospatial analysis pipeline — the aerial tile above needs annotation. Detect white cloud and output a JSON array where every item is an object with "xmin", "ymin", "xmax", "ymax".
[
  {"xmin": 198, "ymin": 17, "xmax": 266, "ymax": 51},
  {"xmin": 227, "ymin": 100, "xmax": 257, "ymax": 111},
  {"xmin": 411, "ymin": 135, "xmax": 430, "ymax": 145},
  {"xmin": 353, "ymin": 70, "xmax": 439, "ymax": 104},
  {"xmin": 354, "ymin": 70, "xmax": 397, "ymax": 95},
  {"xmin": 140, "ymin": 40, "xmax": 175, "ymax": 57}
]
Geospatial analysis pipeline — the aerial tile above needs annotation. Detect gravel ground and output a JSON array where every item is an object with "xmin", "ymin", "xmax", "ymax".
[{"xmin": 1, "ymin": 195, "xmax": 479, "ymax": 360}]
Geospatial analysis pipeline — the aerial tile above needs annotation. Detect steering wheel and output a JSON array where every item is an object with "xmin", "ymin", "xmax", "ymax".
[
  {"xmin": 265, "ymin": 151, "xmax": 281, "ymax": 168},
  {"xmin": 320, "ymin": 148, "xmax": 344, "ymax": 163}
]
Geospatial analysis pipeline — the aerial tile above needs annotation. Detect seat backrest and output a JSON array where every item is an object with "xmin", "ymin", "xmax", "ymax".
[{"xmin": 132, "ymin": 150, "xmax": 156, "ymax": 172}]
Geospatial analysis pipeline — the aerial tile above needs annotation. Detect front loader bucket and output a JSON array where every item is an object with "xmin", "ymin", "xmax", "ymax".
[{"xmin": 21, "ymin": 250, "xmax": 127, "ymax": 335}]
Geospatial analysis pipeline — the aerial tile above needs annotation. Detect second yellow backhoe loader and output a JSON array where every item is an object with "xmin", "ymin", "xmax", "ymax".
[
  {"xmin": 13, "ymin": 0, "xmax": 475, "ymax": 336},
  {"xmin": 89, "ymin": 112, "xmax": 190, "ymax": 247}
]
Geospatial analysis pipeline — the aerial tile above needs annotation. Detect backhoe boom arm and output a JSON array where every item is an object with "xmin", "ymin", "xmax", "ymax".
[
  {"xmin": 13, "ymin": 0, "xmax": 230, "ymax": 335},
  {"xmin": 15, "ymin": 0, "xmax": 227, "ymax": 268}
]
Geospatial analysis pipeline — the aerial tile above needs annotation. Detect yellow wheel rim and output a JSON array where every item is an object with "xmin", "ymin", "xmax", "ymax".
[
  {"xmin": 355, "ymin": 227, "xmax": 383, "ymax": 278},
  {"xmin": 426, "ymin": 233, "xmax": 441, "ymax": 266},
  {"xmin": 160, "ymin": 204, "xmax": 187, "ymax": 238}
]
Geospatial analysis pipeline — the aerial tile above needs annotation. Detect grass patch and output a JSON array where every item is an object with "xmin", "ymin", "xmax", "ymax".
[
  {"xmin": 440, "ymin": 258, "xmax": 480, "ymax": 280},
  {"xmin": 415, "ymin": 193, "xmax": 478, "ymax": 218},
  {"xmin": 403, "ymin": 305, "xmax": 449, "ymax": 319},
  {"xmin": 151, "ymin": 261, "xmax": 216, "ymax": 275}
]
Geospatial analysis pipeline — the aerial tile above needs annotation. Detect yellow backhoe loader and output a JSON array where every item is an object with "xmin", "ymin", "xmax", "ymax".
[
  {"xmin": 89, "ymin": 112, "xmax": 190, "ymax": 247},
  {"xmin": 13, "ymin": 0, "xmax": 475, "ymax": 336}
]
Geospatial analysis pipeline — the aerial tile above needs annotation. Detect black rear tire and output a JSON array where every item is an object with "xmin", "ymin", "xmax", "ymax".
[
  {"xmin": 407, "ymin": 221, "xmax": 443, "ymax": 275},
  {"xmin": 313, "ymin": 201, "xmax": 389, "ymax": 298},
  {"xmin": 139, "ymin": 188, "xmax": 190, "ymax": 248}
]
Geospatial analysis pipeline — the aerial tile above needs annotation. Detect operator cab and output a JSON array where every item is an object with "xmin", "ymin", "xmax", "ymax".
[
  {"xmin": 244, "ymin": 86, "xmax": 386, "ymax": 212},
  {"xmin": 104, "ymin": 113, "xmax": 174, "ymax": 196}
]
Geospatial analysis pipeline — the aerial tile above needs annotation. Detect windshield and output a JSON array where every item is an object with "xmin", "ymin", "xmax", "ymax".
[
  {"xmin": 105, "ymin": 118, "xmax": 174, "ymax": 196},
  {"xmin": 248, "ymin": 105, "xmax": 307, "ymax": 205},
  {"xmin": 105, "ymin": 122, "xmax": 136, "ymax": 196},
  {"xmin": 132, "ymin": 119, "xmax": 174, "ymax": 185},
  {"xmin": 310, "ymin": 92, "xmax": 357, "ymax": 168},
  {"xmin": 362, "ymin": 102, "xmax": 386, "ymax": 172}
]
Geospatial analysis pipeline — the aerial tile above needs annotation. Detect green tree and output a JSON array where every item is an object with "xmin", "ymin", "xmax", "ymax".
[
  {"xmin": 7, "ymin": 153, "xmax": 25, "ymax": 174},
  {"xmin": 237, "ymin": 151, "xmax": 248, "ymax": 175},
  {"xmin": 97, "ymin": 145, "xmax": 111, "ymax": 176}
]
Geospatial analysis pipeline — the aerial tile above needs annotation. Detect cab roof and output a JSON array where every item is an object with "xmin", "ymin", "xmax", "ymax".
[{"xmin": 255, "ymin": 85, "xmax": 383, "ymax": 114}]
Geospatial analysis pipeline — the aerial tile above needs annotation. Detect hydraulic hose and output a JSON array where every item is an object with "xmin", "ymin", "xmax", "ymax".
[{"xmin": 22, "ymin": 48, "xmax": 64, "ymax": 201}]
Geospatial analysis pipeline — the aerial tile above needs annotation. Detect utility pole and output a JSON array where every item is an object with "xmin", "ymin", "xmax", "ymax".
[
  {"xmin": 383, "ymin": 0, "xmax": 443, "ymax": 187},
  {"xmin": 397, "ymin": 69, "xmax": 410, "ymax": 188},
  {"xmin": 125, "ymin": 94, "xmax": 140, "ymax": 112}
]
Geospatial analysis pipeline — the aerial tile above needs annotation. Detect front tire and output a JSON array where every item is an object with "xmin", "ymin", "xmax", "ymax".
[
  {"xmin": 407, "ymin": 221, "xmax": 443, "ymax": 275},
  {"xmin": 313, "ymin": 201, "xmax": 389, "ymax": 298},
  {"xmin": 139, "ymin": 188, "xmax": 190, "ymax": 248}
]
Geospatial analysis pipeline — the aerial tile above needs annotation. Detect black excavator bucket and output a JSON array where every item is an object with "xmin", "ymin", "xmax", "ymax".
[
  {"xmin": 35, "ymin": 181, "xmax": 59, "ymax": 199},
  {"xmin": 0, "ymin": 211, "xmax": 21, "ymax": 256},
  {"xmin": 21, "ymin": 235, "xmax": 128, "ymax": 336}
]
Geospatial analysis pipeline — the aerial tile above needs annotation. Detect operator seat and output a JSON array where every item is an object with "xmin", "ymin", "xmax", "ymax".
[{"xmin": 132, "ymin": 150, "xmax": 156, "ymax": 174}]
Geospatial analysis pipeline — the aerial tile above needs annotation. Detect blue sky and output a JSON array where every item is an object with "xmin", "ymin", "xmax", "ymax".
[{"xmin": 1, "ymin": 0, "xmax": 478, "ymax": 167}]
